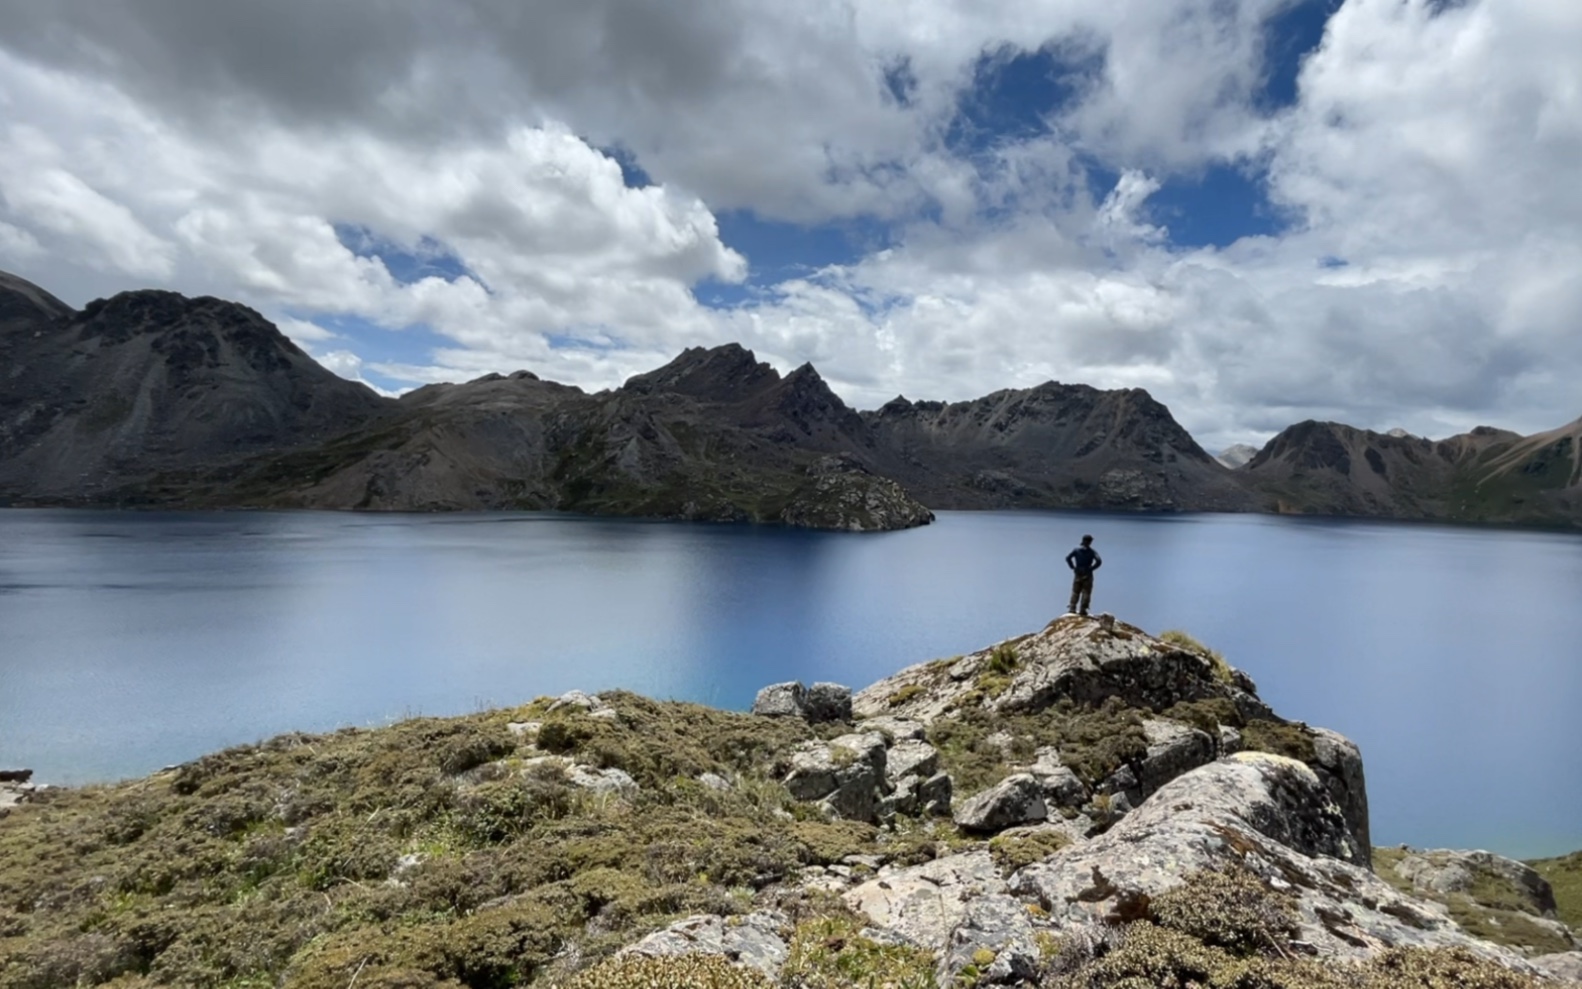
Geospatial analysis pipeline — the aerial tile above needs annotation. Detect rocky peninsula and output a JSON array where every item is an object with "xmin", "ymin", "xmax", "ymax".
[{"xmin": 2, "ymin": 616, "xmax": 1579, "ymax": 988}]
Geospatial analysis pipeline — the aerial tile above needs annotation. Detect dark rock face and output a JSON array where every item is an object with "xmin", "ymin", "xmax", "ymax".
[
  {"xmin": 861, "ymin": 382, "xmax": 1257, "ymax": 513},
  {"xmin": 0, "ymin": 277, "xmax": 388, "ymax": 502}
]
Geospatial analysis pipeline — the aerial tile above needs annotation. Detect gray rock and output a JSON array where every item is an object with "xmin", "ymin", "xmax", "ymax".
[
  {"xmin": 858, "ymin": 926, "xmax": 921, "ymax": 949},
  {"xmin": 784, "ymin": 732, "xmax": 888, "ymax": 822},
  {"xmin": 0, "ymin": 781, "xmax": 34, "ymax": 818},
  {"xmin": 505, "ymin": 720, "xmax": 541, "ymax": 739},
  {"xmin": 1009, "ymin": 753, "xmax": 1538, "ymax": 968},
  {"xmin": 753, "ymin": 682, "xmax": 807, "ymax": 718},
  {"xmin": 1310, "ymin": 726, "xmax": 1371, "ymax": 869},
  {"xmin": 567, "ymin": 766, "xmax": 640, "ymax": 799},
  {"xmin": 1036, "ymin": 766, "xmax": 1087, "ymax": 811},
  {"xmin": 1218, "ymin": 724, "xmax": 1244, "ymax": 756},
  {"xmin": 1392, "ymin": 849, "xmax": 1559, "ymax": 917},
  {"xmin": 697, "ymin": 772, "xmax": 731, "ymax": 791},
  {"xmin": 1532, "ymin": 952, "xmax": 1582, "ymax": 983},
  {"xmin": 938, "ymin": 894, "xmax": 1048, "ymax": 987},
  {"xmin": 1019, "ymin": 746, "xmax": 1088, "ymax": 811},
  {"xmin": 844, "ymin": 849, "xmax": 1005, "ymax": 947},
  {"xmin": 917, "ymin": 772, "xmax": 953, "ymax": 816},
  {"xmin": 1136, "ymin": 718, "xmax": 1216, "ymax": 796},
  {"xmin": 885, "ymin": 740, "xmax": 940, "ymax": 782},
  {"xmin": 548, "ymin": 689, "xmax": 608, "ymax": 715},
  {"xmin": 885, "ymin": 770, "xmax": 953, "ymax": 818},
  {"xmin": 955, "ymin": 774, "xmax": 1047, "ymax": 833},
  {"xmin": 805, "ymin": 682, "xmax": 853, "ymax": 723},
  {"xmin": 857, "ymin": 716, "xmax": 927, "ymax": 742},
  {"xmin": 621, "ymin": 910, "xmax": 790, "ymax": 977}
]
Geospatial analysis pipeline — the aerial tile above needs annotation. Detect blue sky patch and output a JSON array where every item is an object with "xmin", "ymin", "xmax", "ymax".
[
  {"xmin": 334, "ymin": 224, "xmax": 475, "ymax": 287},
  {"xmin": 945, "ymin": 41, "xmax": 1104, "ymax": 155},
  {"xmin": 1146, "ymin": 162, "xmax": 1290, "ymax": 249},
  {"xmin": 700, "ymin": 209, "xmax": 895, "ymax": 309},
  {"xmin": 290, "ymin": 311, "xmax": 454, "ymax": 386},
  {"xmin": 1260, "ymin": 0, "xmax": 1343, "ymax": 111}
]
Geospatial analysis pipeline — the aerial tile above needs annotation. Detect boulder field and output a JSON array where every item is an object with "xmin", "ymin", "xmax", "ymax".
[{"xmin": 1, "ymin": 616, "xmax": 1577, "ymax": 988}]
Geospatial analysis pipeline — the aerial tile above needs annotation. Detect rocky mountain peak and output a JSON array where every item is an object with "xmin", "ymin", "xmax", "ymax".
[
  {"xmin": 1217, "ymin": 443, "xmax": 1260, "ymax": 469},
  {"xmin": 69, "ymin": 290, "xmax": 320, "ymax": 385},
  {"xmin": 621, "ymin": 342, "xmax": 780, "ymax": 403}
]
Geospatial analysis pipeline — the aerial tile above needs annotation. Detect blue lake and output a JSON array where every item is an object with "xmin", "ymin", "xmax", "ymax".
[{"xmin": 0, "ymin": 508, "xmax": 1578, "ymax": 858}]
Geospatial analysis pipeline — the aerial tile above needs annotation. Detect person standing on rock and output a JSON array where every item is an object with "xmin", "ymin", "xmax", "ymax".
[{"xmin": 1065, "ymin": 534, "xmax": 1102, "ymax": 616}]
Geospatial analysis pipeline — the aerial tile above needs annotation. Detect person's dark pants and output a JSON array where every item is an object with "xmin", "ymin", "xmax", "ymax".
[{"xmin": 1069, "ymin": 572, "xmax": 1093, "ymax": 615}]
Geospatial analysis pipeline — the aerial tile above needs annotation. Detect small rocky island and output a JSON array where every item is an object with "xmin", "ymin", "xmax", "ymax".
[{"xmin": 2, "ymin": 616, "xmax": 1579, "ymax": 988}]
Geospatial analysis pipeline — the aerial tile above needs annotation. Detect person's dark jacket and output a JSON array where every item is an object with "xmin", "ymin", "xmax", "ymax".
[{"xmin": 1066, "ymin": 546, "xmax": 1102, "ymax": 575}]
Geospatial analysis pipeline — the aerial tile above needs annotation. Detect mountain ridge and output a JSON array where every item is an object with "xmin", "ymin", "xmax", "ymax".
[{"xmin": 1, "ymin": 269, "xmax": 1578, "ymax": 531}]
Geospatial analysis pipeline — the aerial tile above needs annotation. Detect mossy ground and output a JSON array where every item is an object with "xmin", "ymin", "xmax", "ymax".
[
  {"xmin": 0, "ymin": 695, "xmax": 901, "ymax": 989},
  {"xmin": 3, "ymin": 665, "xmax": 1571, "ymax": 989},
  {"xmin": 1528, "ymin": 849, "xmax": 1582, "ymax": 931},
  {"xmin": 1370, "ymin": 847, "xmax": 1577, "ymax": 955}
]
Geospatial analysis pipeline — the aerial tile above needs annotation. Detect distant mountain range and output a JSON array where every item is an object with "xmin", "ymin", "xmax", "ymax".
[{"xmin": 2, "ymin": 270, "xmax": 1578, "ymax": 531}]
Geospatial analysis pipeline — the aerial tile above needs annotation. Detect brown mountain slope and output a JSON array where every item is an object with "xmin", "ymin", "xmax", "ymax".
[{"xmin": 1244, "ymin": 419, "xmax": 1582, "ymax": 528}]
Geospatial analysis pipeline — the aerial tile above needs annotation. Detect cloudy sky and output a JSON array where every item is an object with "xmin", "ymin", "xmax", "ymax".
[{"xmin": 0, "ymin": 0, "xmax": 1578, "ymax": 451}]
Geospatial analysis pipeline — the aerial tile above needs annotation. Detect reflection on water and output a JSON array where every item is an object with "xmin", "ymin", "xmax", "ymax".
[{"xmin": 0, "ymin": 508, "xmax": 1578, "ymax": 858}]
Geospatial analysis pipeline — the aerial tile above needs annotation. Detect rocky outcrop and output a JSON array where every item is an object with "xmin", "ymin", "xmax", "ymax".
[
  {"xmin": 783, "ymin": 732, "xmax": 889, "ymax": 821},
  {"xmin": 995, "ymin": 754, "xmax": 1544, "ymax": 970},
  {"xmin": 1391, "ymin": 849, "xmax": 1558, "ymax": 917},
  {"xmin": 0, "ymin": 771, "xmax": 35, "ymax": 819},
  {"xmin": 752, "ymin": 682, "xmax": 808, "ymax": 718},
  {"xmin": 1534, "ymin": 952, "xmax": 1582, "ymax": 982},
  {"xmin": 853, "ymin": 614, "xmax": 1271, "ymax": 726},
  {"xmin": 751, "ymin": 681, "xmax": 852, "ymax": 722}
]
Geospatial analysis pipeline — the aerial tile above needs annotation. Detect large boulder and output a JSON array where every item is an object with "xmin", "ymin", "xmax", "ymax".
[
  {"xmin": 884, "ymin": 771, "xmax": 952, "ymax": 818},
  {"xmin": 804, "ymin": 682, "xmax": 853, "ymax": 723},
  {"xmin": 1532, "ymin": 952, "xmax": 1582, "ymax": 983},
  {"xmin": 936, "ymin": 894, "xmax": 1046, "ymax": 988},
  {"xmin": 752, "ymin": 682, "xmax": 807, "ymax": 718},
  {"xmin": 954, "ymin": 773, "xmax": 1048, "ymax": 834},
  {"xmin": 843, "ymin": 849, "xmax": 1006, "ymax": 947},
  {"xmin": 1309, "ymin": 726, "xmax": 1371, "ymax": 868},
  {"xmin": 884, "ymin": 739, "xmax": 939, "ymax": 782},
  {"xmin": 1018, "ymin": 747, "xmax": 1088, "ymax": 813},
  {"xmin": 1008, "ymin": 753, "xmax": 1539, "ymax": 968},
  {"xmin": 783, "ymin": 732, "xmax": 888, "ymax": 821}
]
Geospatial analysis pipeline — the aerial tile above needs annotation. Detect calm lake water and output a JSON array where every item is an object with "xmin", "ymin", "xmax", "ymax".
[{"xmin": 1, "ymin": 508, "xmax": 1578, "ymax": 858}]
